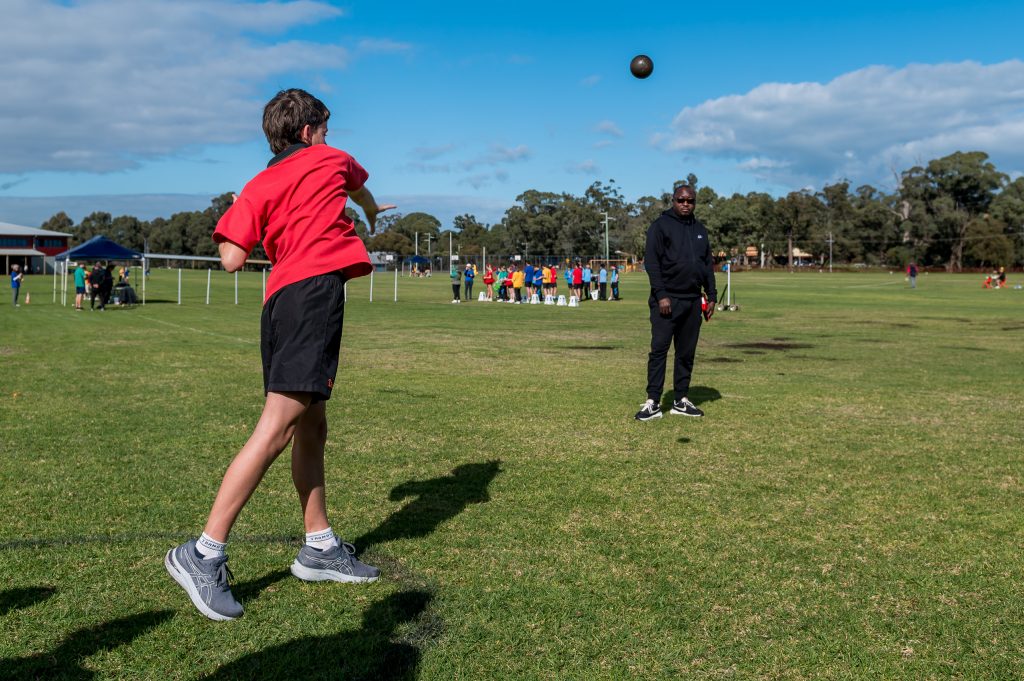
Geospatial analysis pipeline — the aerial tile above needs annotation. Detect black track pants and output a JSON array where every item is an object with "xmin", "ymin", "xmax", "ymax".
[{"xmin": 646, "ymin": 296, "xmax": 702, "ymax": 402}]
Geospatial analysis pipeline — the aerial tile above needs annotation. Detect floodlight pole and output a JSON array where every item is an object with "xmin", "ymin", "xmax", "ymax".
[
  {"xmin": 415, "ymin": 232, "xmax": 419, "ymax": 256},
  {"xmin": 826, "ymin": 232, "xmax": 834, "ymax": 273},
  {"xmin": 601, "ymin": 212, "xmax": 615, "ymax": 263}
]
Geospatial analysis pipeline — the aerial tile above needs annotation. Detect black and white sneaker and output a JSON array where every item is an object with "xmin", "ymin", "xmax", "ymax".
[
  {"xmin": 634, "ymin": 399, "xmax": 663, "ymax": 421},
  {"xmin": 670, "ymin": 397, "xmax": 704, "ymax": 417}
]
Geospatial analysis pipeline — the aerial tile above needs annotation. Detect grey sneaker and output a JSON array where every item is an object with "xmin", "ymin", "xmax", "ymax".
[
  {"xmin": 634, "ymin": 399, "xmax": 663, "ymax": 421},
  {"xmin": 291, "ymin": 541, "xmax": 381, "ymax": 583},
  {"xmin": 671, "ymin": 397, "xmax": 704, "ymax": 417},
  {"xmin": 165, "ymin": 539, "xmax": 244, "ymax": 621}
]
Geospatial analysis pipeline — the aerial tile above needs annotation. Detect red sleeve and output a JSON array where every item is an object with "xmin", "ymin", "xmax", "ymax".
[
  {"xmin": 213, "ymin": 195, "xmax": 261, "ymax": 252},
  {"xmin": 342, "ymin": 153, "xmax": 369, "ymax": 193}
]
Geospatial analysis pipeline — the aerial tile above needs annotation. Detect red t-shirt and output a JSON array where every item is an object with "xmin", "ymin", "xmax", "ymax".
[
  {"xmin": 213, "ymin": 144, "xmax": 372, "ymax": 302},
  {"xmin": 572, "ymin": 267, "xmax": 582, "ymax": 285}
]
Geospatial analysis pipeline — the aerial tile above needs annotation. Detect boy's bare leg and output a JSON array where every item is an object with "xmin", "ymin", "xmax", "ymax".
[
  {"xmin": 202, "ymin": 391, "xmax": 312, "ymax": 542},
  {"xmin": 291, "ymin": 400, "xmax": 330, "ymax": 533}
]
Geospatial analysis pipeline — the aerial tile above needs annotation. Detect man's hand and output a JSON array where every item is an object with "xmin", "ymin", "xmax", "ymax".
[
  {"xmin": 658, "ymin": 297, "xmax": 671, "ymax": 317},
  {"xmin": 704, "ymin": 301, "xmax": 715, "ymax": 321}
]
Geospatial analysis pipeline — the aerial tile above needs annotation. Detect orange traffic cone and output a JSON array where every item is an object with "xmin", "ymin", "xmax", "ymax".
[{"xmin": 24, "ymin": 292, "xmax": 30, "ymax": 304}]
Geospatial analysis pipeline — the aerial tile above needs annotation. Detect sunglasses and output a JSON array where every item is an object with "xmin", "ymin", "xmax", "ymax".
[{"xmin": 674, "ymin": 198, "xmax": 695, "ymax": 204}]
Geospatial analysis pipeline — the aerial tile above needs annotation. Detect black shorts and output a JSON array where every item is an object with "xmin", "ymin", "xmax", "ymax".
[{"xmin": 260, "ymin": 272, "xmax": 346, "ymax": 402}]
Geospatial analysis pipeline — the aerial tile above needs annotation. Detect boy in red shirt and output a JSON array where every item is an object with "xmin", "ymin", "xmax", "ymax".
[{"xmin": 165, "ymin": 89, "xmax": 395, "ymax": 621}]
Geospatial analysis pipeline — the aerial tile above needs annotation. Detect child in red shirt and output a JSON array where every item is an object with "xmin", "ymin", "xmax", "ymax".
[{"xmin": 165, "ymin": 89, "xmax": 395, "ymax": 621}]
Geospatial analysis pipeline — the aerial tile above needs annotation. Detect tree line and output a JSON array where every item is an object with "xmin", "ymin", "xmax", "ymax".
[{"xmin": 44, "ymin": 151, "xmax": 1024, "ymax": 271}]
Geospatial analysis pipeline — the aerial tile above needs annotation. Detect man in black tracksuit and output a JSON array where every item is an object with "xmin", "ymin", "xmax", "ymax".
[{"xmin": 635, "ymin": 184, "xmax": 717, "ymax": 421}]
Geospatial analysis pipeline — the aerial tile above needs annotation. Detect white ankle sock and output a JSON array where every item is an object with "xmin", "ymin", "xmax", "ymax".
[
  {"xmin": 196, "ymin": 532, "xmax": 226, "ymax": 559},
  {"xmin": 305, "ymin": 527, "xmax": 340, "ymax": 551}
]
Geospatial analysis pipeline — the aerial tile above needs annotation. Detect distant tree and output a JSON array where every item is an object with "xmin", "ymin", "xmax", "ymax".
[
  {"xmin": 74, "ymin": 211, "xmax": 113, "ymax": 245},
  {"xmin": 369, "ymin": 230, "xmax": 414, "ymax": 256},
  {"xmin": 40, "ymin": 211, "xmax": 73, "ymax": 235}
]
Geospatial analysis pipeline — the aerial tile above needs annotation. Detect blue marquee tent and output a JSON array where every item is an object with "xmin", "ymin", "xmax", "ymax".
[{"xmin": 55, "ymin": 235, "xmax": 143, "ymax": 262}]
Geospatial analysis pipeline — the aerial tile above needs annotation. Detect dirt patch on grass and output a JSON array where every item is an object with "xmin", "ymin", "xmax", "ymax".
[
  {"xmin": 558, "ymin": 345, "xmax": 619, "ymax": 351},
  {"xmin": 708, "ymin": 357, "xmax": 743, "ymax": 363},
  {"xmin": 0, "ymin": 347, "xmax": 15, "ymax": 356},
  {"xmin": 727, "ymin": 341, "xmax": 814, "ymax": 351}
]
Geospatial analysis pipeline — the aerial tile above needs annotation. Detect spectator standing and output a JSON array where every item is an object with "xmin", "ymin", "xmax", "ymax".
[
  {"xmin": 73, "ymin": 264, "xmax": 87, "ymax": 310},
  {"xmin": 571, "ymin": 262, "xmax": 583, "ymax": 301},
  {"xmin": 598, "ymin": 265, "xmax": 608, "ymax": 300},
  {"xmin": 10, "ymin": 264, "xmax": 23, "ymax": 307},
  {"xmin": 523, "ymin": 262, "xmax": 535, "ymax": 301},
  {"xmin": 907, "ymin": 262, "xmax": 918, "ymax": 289},
  {"xmin": 464, "ymin": 262, "xmax": 475, "ymax": 301},
  {"xmin": 635, "ymin": 184, "xmax": 716, "ymax": 422},
  {"xmin": 610, "ymin": 265, "xmax": 621, "ymax": 300},
  {"xmin": 450, "ymin": 263, "xmax": 462, "ymax": 303},
  {"xmin": 582, "ymin": 264, "xmax": 593, "ymax": 300},
  {"xmin": 511, "ymin": 264, "xmax": 525, "ymax": 303},
  {"xmin": 89, "ymin": 263, "xmax": 103, "ymax": 309},
  {"xmin": 483, "ymin": 264, "xmax": 496, "ymax": 300}
]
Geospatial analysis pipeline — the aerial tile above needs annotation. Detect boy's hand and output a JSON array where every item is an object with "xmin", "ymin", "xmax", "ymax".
[{"xmin": 367, "ymin": 204, "xmax": 397, "ymax": 235}]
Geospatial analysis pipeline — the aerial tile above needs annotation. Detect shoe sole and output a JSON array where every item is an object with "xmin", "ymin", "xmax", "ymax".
[
  {"xmin": 164, "ymin": 550, "xmax": 239, "ymax": 622},
  {"xmin": 670, "ymin": 409, "xmax": 703, "ymax": 417},
  {"xmin": 290, "ymin": 560, "xmax": 379, "ymax": 583},
  {"xmin": 635, "ymin": 412, "xmax": 663, "ymax": 421}
]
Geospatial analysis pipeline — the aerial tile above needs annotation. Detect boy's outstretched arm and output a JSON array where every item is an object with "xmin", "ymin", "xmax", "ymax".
[
  {"xmin": 349, "ymin": 186, "xmax": 396, "ymax": 234},
  {"xmin": 219, "ymin": 240, "xmax": 248, "ymax": 273}
]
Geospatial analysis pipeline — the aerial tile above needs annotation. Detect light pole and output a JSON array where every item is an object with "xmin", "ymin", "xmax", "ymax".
[
  {"xmin": 415, "ymin": 232, "xmax": 419, "ymax": 256},
  {"xmin": 601, "ymin": 212, "xmax": 615, "ymax": 263}
]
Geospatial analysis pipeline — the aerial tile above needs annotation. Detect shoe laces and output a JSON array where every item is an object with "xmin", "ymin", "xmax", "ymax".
[
  {"xmin": 209, "ymin": 556, "xmax": 235, "ymax": 588},
  {"xmin": 339, "ymin": 541, "xmax": 358, "ymax": 556}
]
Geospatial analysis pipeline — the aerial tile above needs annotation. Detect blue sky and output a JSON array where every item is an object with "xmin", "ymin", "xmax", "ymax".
[{"xmin": 1, "ymin": 0, "xmax": 1023, "ymax": 228}]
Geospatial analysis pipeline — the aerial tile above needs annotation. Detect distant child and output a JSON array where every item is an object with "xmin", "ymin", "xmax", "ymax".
[
  {"xmin": 164, "ymin": 89, "xmax": 395, "ymax": 621},
  {"xmin": 73, "ymin": 264, "xmax": 87, "ymax": 310},
  {"xmin": 10, "ymin": 264, "xmax": 23, "ymax": 306}
]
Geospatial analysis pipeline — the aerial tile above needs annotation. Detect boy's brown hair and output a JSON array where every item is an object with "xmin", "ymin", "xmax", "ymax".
[{"xmin": 262, "ymin": 89, "xmax": 331, "ymax": 155}]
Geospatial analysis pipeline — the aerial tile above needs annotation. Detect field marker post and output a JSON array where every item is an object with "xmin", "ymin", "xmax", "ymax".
[
  {"xmin": 394, "ymin": 265, "xmax": 398, "ymax": 302},
  {"xmin": 369, "ymin": 269, "xmax": 374, "ymax": 302},
  {"xmin": 234, "ymin": 271, "xmax": 238, "ymax": 305},
  {"xmin": 206, "ymin": 269, "xmax": 211, "ymax": 305},
  {"xmin": 177, "ymin": 268, "xmax": 182, "ymax": 305},
  {"xmin": 262, "ymin": 268, "xmax": 266, "ymax": 301}
]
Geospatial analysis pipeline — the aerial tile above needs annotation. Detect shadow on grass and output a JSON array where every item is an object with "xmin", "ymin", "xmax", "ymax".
[
  {"xmin": 354, "ymin": 460, "xmax": 501, "ymax": 553},
  {"xmin": 233, "ymin": 568, "xmax": 291, "ymax": 605},
  {"xmin": 0, "ymin": 610, "xmax": 174, "ymax": 680},
  {"xmin": 200, "ymin": 590, "xmax": 434, "ymax": 681},
  {"xmin": 660, "ymin": 386, "xmax": 721, "ymax": 410},
  {"xmin": 0, "ymin": 586, "xmax": 56, "ymax": 616}
]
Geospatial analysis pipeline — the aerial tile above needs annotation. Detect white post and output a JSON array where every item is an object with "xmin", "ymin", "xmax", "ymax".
[
  {"xmin": 482, "ymin": 247, "xmax": 486, "ymax": 273},
  {"xmin": 369, "ymin": 269, "xmax": 374, "ymax": 302},
  {"xmin": 52, "ymin": 260, "xmax": 57, "ymax": 303},
  {"xmin": 177, "ymin": 268, "xmax": 182, "ymax": 305},
  {"xmin": 393, "ymin": 265, "xmax": 398, "ymax": 302},
  {"xmin": 234, "ymin": 271, "xmax": 238, "ymax": 305},
  {"xmin": 63, "ymin": 261, "xmax": 68, "ymax": 306},
  {"xmin": 206, "ymin": 269, "xmax": 211, "ymax": 305},
  {"xmin": 142, "ymin": 258, "xmax": 146, "ymax": 305},
  {"xmin": 262, "ymin": 268, "xmax": 266, "ymax": 301},
  {"xmin": 727, "ymin": 265, "xmax": 732, "ymax": 306},
  {"xmin": 344, "ymin": 282, "xmax": 347, "ymax": 302}
]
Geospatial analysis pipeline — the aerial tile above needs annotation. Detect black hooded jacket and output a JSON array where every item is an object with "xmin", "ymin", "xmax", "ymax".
[{"xmin": 644, "ymin": 209, "xmax": 717, "ymax": 302}]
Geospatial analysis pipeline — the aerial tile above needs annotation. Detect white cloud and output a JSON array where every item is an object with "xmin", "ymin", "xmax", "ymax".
[
  {"xmin": 581, "ymin": 75, "xmax": 601, "ymax": 87},
  {"xmin": 665, "ymin": 60, "xmax": 1024, "ymax": 187},
  {"xmin": 357, "ymin": 38, "xmax": 414, "ymax": 54},
  {"xmin": 567, "ymin": 160, "xmax": 599, "ymax": 174},
  {"xmin": 0, "ymin": 0, "xmax": 348, "ymax": 174},
  {"xmin": 411, "ymin": 144, "xmax": 456, "ymax": 160},
  {"xmin": 594, "ymin": 120, "xmax": 623, "ymax": 137},
  {"xmin": 462, "ymin": 144, "xmax": 531, "ymax": 170}
]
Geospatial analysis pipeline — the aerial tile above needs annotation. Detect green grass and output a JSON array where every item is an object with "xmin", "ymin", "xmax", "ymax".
[{"xmin": 1, "ymin": 268, "xmax": 1022, "ymax": 679}]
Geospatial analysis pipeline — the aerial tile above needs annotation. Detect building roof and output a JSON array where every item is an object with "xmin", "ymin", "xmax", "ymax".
[
  {"xmin": 0, "ymin": 248, "xmax": 45, "ymax": 256},
  {"xmin": 0, "ymin": 221, "xmax": 72, "ymax": 238}
]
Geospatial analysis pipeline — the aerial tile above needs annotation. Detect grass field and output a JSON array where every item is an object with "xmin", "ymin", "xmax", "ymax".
[{"xmin": 1, "ymin": 267, "xmax": 1022, "ymax": 679}]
